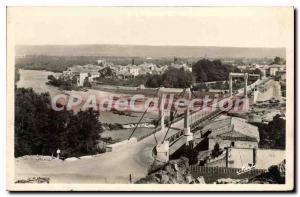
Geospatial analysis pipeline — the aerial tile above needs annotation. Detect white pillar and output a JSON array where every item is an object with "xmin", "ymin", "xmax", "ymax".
[
  {"xmin": 56, "ymin": 149, "xmax": 60, "ymax": 159},
  {"xmin": 155, "ymin": 141, "xmax": 169, "ymax": 162},
  {"xmin": 184, "ymin": 88, "xmax": 191, "ymax": 134},
  {"xmin": 158, "ymin": 88, "xmax": 165, "ymax": 131},
  {"xmin": 229, "ymin": 73, "xmax": 233, "ymax": 96},
  {"xmin": 244, "ymin": 73, "xmax": 248, "ymax": 98},
  {"xmin": 242, "ymin": 97, "xmax": 250, "ymax": 112},
  {"xmin": 253, "ymin": 89, "xmax": 259, "ymax": 104},
  {"xmin": 184, "ymin": 88, "xmax": 193, "ymax": 144}
]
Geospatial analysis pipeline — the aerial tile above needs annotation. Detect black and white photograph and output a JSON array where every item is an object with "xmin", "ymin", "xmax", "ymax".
[{"xmin": 5, "ymin": 6, "xmax": 294, "ymax": 191}]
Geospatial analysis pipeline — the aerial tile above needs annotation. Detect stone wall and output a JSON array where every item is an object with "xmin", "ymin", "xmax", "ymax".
[{"xmin": 208, "ymin": 138, "xmax": 258, "ymax": 150}]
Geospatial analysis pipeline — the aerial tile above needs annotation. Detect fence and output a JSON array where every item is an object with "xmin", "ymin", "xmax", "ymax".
[{"xmin": 190, "ymin": 165, "xmax": 266, "ymax": 183}]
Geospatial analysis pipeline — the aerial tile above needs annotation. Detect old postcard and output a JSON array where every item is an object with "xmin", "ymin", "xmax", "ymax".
[{"xmin": 6, "ymin": 7, "xmax": 294, "ymax": 191}]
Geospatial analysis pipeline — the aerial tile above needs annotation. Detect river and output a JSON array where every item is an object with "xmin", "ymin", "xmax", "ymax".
[{"xmin": 16, "ymin": 69, "xmax": 155, "ymax": 142}]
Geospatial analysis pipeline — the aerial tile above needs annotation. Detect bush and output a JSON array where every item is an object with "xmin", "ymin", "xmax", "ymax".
[
  {"xmin": 211, "ymin": 143, "xmax": 222, "ymax": 158},
  {"xmin": 258, "ymin": 114, "xmax": 286, "ymax": 149},
  {"xmin": 145, "ymin": 67, "xmax": 193, "ymax": 88},
  {"xmin": 15, "ymin": 88, "xmax": 103, "ymax": 157}
]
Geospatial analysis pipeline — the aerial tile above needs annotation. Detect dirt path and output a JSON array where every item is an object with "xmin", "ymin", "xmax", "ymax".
[{"xmin": 15, "ymin": 119, "xmax": 185, "ymax": 184}]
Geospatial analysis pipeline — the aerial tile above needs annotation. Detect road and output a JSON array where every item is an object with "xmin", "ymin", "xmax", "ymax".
[
  {"xmin": 14, "ymin": 95, "xmax": 232, "ymax": 184},
  {"xmin": 15, "ymin": 77, "xmax": 268, "ymax": 183},
  {"xmin": 15, "ymin": 119, "xmax": 185, "ymax": 183}
]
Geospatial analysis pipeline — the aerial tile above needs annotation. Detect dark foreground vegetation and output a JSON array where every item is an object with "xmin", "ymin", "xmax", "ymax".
[
  {"xmin": 257, "ymin": 114, "xmax": 286, "ymax": 149},
  {"xmin": 15, "ymin": 88, "xmax": 103, "ymax": 158}
]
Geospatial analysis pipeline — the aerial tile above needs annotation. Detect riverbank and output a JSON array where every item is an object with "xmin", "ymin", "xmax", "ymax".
[{"xmin": 17, "ymin": 69, "xmax": 157, "ymax": 144}]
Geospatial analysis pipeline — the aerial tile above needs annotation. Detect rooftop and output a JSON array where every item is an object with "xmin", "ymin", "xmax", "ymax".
[{"xmin": 203, "ymin": 115, "xmax": 260, "ymax": 142}]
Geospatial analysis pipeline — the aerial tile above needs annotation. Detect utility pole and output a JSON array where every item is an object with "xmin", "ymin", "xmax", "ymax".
[
  {"xmin": 129, "ymin": 174, "xmax": 132, "ymax": 183},
  {"xmin": 225, "ymin": 147, "xmax": 229, "ymax": 168}
]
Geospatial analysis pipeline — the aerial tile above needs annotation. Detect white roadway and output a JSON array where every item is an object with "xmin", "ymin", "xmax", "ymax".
[
  {"xmin": 14, "ymin": 96, "xmax": 229, "ymax": 183},
  {"xmin": 15, "ymin": 118, "xmax": 186, "ymax": 183},
  {"xmin": 15, "ymin": 78, "xmax": 268, "ymax": 183}
]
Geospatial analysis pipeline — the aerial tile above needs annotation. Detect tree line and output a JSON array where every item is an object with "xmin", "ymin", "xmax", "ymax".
[
  {"xmin": 192, "ymin": 59, "xmax": 241, "ymax": 82},
  {"xmin": 15, "ymin": 88, "xmax": 103, "ymax": 158},
  {"xmin": 145, "ymin": 67, "xmax": 193, "ymax": 88},
  {"xmin": 145, "ymin": 59, "xmax": 241, "ymax": 88}
]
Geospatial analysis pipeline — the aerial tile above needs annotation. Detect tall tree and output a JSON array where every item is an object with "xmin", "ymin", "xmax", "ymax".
[
  {"xmin": 192, "ymin": 59, "xmax": 240, "ymax": 82},
  {"xmin": 15, "ymin": 88, "xmax": 103, "ymax": 157}
]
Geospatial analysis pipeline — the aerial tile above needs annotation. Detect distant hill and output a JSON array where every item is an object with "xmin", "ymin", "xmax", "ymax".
[{"xmin": 16, "ymin": 44, "xmax": 285, "ymax": 59}]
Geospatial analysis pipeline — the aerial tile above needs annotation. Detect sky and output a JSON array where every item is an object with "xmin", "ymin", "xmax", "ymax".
[{"xmin": 7, "ymin": 7, "xmax": 293, "ymax": 48}]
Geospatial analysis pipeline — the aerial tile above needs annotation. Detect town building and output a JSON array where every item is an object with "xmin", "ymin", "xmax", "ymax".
[
  {"xmin": 78, "ymin": 73, "xmax": 89, "ymax": 86},
  {"xmin": 62, "ymin": 64, "xmax": 101, "ymax": 86},
  {"xmin": 276, "ymin": 70, "xmax": 286, "ymax": 81},
  {"xmin": 237, "ymin": 65, "xmax": 247, "ymax": 71},
  {"xmin": 170, "ymin": 63, "xmax": 192, "ymax": 72},
  {"xmin": 127, "ymin": 65, "xmax": 140, "ymax": 77},
  {"xmin": 268, "ymin": 64, "xmax": 285, "ymax": 76},
  {"xmin": 97, "ymin": 59, "xmax": 106, "ymax": 66},
  {"xmin": 201, "ymin": 116, "xmax": 260, "ymax": 150}
]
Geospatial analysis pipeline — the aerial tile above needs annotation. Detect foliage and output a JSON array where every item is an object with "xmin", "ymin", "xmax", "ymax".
[
  {"xmin": 47, "ymin": 75, "xmax": 79, "ymax": 90},
  {"xmin": 192, "ymin": 59, "xmax": 240, "ymax": 82},
  {"xmin": 59, "ymin": 109, "xmax": 102, "ymax": 157},
  {"xmin": 183, "ymin": 147, "xmax": 199, "ymax": 165},
  {"xmin": 15, "ymin": 88, "xmax": 103, "ymax": 158},
  {"xmin": 145, "ymin": 67, "xmax": 193, "ymax": 88},
  {"xmin": 15, "ymin": 55, "xmax": 178, "ymax": 73},
  {"xmin": 15, "ymin": 55, "xmax": 99, "ymax": 72},
  {"xmin": 258, "ymin": 114, "xmax": 286, "ymax": 149},
  {"xmin": 145, "ymin": 74, "xmax": 162, "ymax": 88},
  {"xmin": 161, "ymin": 67, "xmax": 193, "ymax": 88},
  {"xmin": 211, "ymin": 143, "xmax": 222, "ymax": 158},
  {"xmin": 95, "ymin": 75, "xmax": 146, "ymax": 87},
  {"xmin": 83, "ymin": 76, "xmax": 92, "ymax": 87},
  {"xmin": 252, "ymin": 68, "xmax": 263, "ymax": 75},
  {"xmin": 47, "ymin": 74, "xmax": 91, "ymax": 90},
  {"xmin": 98, "ymin": 67, "xmax": 116, "ymax": 78},
  {"xmin": 270, "ymin": 56, "xmax": 286, "ymax": 65},
  {"xmin": 243, "ymin": 68, "xmax": 263, "ymax": 76},
  {"xmin": 251, "ymin": 163, "xmax": 285, "ymax": 184}
]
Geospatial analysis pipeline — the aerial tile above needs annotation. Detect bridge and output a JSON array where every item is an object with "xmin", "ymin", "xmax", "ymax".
[
  {"xmin": 15, "ymin": 75, "xmax": 269, "ymax": 184},
  {"xmin": 151, "ymin": 74, "xmax": 265, "ymax": 163}
]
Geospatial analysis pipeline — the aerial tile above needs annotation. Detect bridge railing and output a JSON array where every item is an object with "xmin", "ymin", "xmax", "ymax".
[
  {"xmin": 167, "ymin": 130, "xmax": 185, "ymax": 145},
  {"xmin": 137, "ymin": 78, "xmax": 268, "ymax": 142}
]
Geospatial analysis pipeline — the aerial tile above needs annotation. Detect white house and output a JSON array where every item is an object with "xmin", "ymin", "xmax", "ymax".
[
  {"xmin": 268, "ymin": 65, "xmax": 285, "ymax": 76},
  {"xmin": 170, "ymin": 63, "xmax": 192, "ymax": 72},
  {"xmin": 78, "ymin": 73, "xmax": 89, "ymax": 86},
  {"xmin": 97, "ymin": 59, "xmax": 106, "ymax": 65},
  {"xmin": 128, "ymin": 65, "xmax": 140, "ymax": 77}
]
